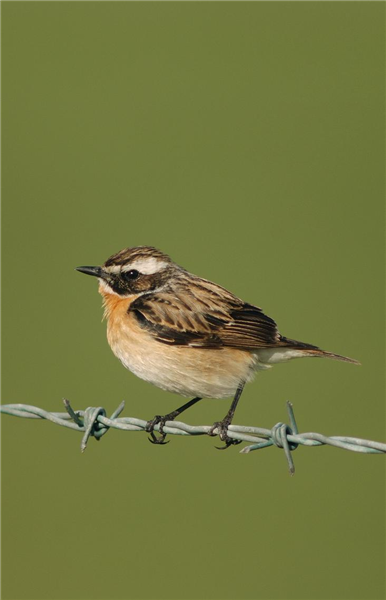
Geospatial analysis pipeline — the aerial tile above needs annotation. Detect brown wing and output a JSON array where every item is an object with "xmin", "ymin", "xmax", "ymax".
[{"xmin": 130, "ymin": 276, "xmax": 281, "ymax": 351}]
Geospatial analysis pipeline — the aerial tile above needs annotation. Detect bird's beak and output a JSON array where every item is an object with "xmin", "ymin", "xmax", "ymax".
[{"xmin": 75, "ymin": 266, "xmax": 108, "ymax": 279}]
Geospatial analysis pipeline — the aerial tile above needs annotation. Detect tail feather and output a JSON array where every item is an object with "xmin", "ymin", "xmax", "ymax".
[{"xmin": 281, "ymin": 337, "xmax": 360, "ymax": 365}]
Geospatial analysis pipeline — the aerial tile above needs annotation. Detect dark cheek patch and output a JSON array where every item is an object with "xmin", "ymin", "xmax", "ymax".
[
  {"xmin": 108, "ymin": 273, "xmax": 166, "ymax": 296},
  {"xmin": 108, "ymin": 277, "xmax": 132, "ymax": 295},
  {"xmin": 134, "ymin": 271, "xmax": 171, "ymax": 293},
  {"xmin": 134, "ymin": 277, "xmax": 153, "ymax": 293}
]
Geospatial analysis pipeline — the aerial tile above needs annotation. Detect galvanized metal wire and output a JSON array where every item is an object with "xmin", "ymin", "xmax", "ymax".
[{"xmin": 1, "ymin": 400, "xmax": 385, "ymax": 475}]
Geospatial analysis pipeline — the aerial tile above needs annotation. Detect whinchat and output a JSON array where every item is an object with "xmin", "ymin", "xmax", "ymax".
[{"xmin": 76, "ymin": 246, "xmax": 359, "ymax": 447}]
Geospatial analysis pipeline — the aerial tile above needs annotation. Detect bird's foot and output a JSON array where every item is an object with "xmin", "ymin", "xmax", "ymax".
[
  {"xmin": 145, "ymin": 413, "xmax": 177, "ymax": 445},
  {"xmin": 209, "ymin": 419, "xmax": 242, "ymax": 450}
]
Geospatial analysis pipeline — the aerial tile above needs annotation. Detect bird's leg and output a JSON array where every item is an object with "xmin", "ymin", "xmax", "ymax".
[
  {"xmin": 209, "ymin": 383, "xmax": 245, "ymax": 450},
  {"xmin": 146, "ymin": 397, "xmax": 203, "ymax": 445}
]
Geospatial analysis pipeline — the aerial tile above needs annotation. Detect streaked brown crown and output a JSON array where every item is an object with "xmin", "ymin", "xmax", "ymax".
[{"xmin": 104, "ymin": 246, "xmax": 173, "ymax": 268}]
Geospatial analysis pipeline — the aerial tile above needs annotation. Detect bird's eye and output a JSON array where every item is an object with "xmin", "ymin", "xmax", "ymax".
[{"xmin": 123, "ymin": 269, "xmax": 140, "ymax": 281}]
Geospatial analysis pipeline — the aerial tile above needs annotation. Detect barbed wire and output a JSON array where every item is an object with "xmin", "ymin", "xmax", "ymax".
[{"xmin": 1, "ymin": 400, "xmax": 385, "ymax": 475}]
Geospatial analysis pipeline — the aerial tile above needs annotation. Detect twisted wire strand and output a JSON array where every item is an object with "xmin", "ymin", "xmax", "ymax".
[{"xmin": 1, "ymin": 400, "xmax": 385, "ymax": 475}]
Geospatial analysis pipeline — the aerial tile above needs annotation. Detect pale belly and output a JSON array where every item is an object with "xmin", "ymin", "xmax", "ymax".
[{"xmin": 107, "ymin": 319, "xmax": 258, "ymax": 399}]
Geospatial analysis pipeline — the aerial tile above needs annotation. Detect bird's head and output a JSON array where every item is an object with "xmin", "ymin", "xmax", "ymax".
[{"xmin": 76, "ymin": 246, "xmax": 180, "ymax": 297}]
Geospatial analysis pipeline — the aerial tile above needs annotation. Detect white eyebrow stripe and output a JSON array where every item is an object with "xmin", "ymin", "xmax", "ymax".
[
  {"xmin": 104, "ymin": 265, "xmax": 121, "ymax": 274},
  {"xmin": 122, "ymin": 258, "xmax": 169, "ymax": 275}
]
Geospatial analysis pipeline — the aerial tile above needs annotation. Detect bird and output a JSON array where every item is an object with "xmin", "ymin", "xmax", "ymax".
[{"xmin": 76, "ymin": 246, "xmax": 359, "ymax": 448}]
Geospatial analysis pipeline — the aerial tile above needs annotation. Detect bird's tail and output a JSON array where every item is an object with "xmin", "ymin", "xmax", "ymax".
[{"xmin": 281, "ymin": 337, "xmax": 360, "ymax": 365}]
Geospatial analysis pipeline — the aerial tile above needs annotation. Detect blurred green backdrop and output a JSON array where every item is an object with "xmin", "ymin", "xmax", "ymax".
[{"xmin": 1, "ymin": 2, "xmax": 384, "ymax": 599}]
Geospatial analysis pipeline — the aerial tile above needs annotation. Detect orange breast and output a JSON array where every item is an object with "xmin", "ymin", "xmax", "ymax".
[
  {"xmin": 98, "ymin": 286, "xmax": 149, "ymax": 369},
  {"xmin": 98, "ymin": 284, "xmax": 138, "ymax": 321}
]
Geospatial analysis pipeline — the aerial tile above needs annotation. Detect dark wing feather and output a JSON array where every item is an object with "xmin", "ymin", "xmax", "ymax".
[
  {"xmin": 130, "ymin": 277, "xmax": 282, "ymax": 351},
  {"xmin": 132, "ymin": 306, "xmax": 222, "ymax": 348},
  {"xmin": 221, "ymin": 304, "xmax": 280, "ymax": 349}
]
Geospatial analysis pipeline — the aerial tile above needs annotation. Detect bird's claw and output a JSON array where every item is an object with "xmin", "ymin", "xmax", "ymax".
[
  {"xmin": 209, "ymin": 420, "xmax": 242, "ymax": 450},
  {"xmin": 215, "ymin": 439, "xmax": 242, "ymax": 450},
  {"xmin": 145, "ymin": 415, "xmax": 171, "ymax": 445},
  {"xmin": 147, "ymin": 433, "xmax": 169, "ymax": 445}
]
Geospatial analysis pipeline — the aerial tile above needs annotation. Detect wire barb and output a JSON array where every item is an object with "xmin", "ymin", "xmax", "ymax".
[
  {"xmin": 1, "ymin": 400, "xmax": 385, "ymax": 475},
  {"xmin": 62, "ymin": 400, "xmax": 126, "ymax": 452}
]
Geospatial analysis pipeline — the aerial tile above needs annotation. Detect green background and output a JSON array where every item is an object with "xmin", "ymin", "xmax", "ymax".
[{"xmin": 1, "ymin": 2, "xmax": 384, "ymax": 599}]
